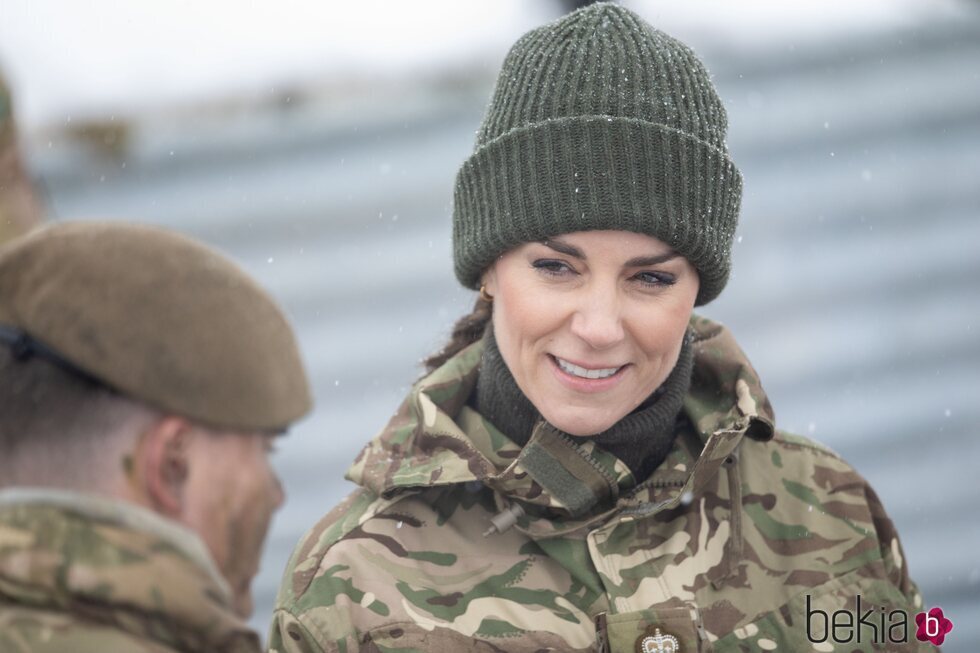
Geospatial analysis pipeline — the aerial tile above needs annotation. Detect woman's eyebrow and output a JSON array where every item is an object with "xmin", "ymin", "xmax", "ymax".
[
  {"xmin": 624, "ymin": 252, "xmax": 679, "ymax": 267},
  {"xmin": 543, "ymin": 239, "xmax": 678, "ymax": 267},
  {"xmin": 542, "ymin": 239, "xmax": 585, "ymax": 259}
]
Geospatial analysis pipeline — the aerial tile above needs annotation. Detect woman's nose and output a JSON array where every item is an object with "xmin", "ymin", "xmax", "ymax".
[{"xmin": 569, "ymin": 287, "xmax": 625, "ymax": 350}]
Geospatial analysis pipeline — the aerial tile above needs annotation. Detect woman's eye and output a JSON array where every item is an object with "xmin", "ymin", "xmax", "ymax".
[
  {"xmin": 531, "ymin": 259, "xmax": 574, "ymax": 276},
  {"xmin": 634, "ymin": 271, "xmax": 676, "ymax": 287}
]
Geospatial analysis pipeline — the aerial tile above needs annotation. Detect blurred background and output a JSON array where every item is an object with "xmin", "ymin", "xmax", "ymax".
[{"xmin": 1, "ymin": 0, "xmax": 978, "ymax": 648}]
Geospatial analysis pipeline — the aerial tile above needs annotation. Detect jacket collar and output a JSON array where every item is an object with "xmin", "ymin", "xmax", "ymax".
[
  {"xmin": 0, "ymin": 489, "xmax": 260, "ymax": 652},
  {"xmin": 348, "ymin": 315, "xmax": 774, "ymax": 534}
]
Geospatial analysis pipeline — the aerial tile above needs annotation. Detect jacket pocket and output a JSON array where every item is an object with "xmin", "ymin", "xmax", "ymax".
[{"xmin": 601, "ymin": 604, "xmax": 709, "ymax": 653}]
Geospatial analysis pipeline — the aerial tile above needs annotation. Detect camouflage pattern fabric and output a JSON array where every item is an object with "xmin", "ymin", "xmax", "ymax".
[
  {"xmin": 271, "ymin": 316, "xmax": 935, "ymax": 652},
  {"xmin": 0, "ymin": 489, "xmax": 261, "ymax": 653}
]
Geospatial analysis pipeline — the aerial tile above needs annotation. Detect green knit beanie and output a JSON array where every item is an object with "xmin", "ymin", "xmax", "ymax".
[{"xmin": 453, "ymin": 2, "xmax": 742, "ymax": 306}]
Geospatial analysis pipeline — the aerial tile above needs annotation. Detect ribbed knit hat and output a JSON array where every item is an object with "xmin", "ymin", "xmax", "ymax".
[{"xmin": 453, "ymin": 2, "xmax": 741, "ymax": 305}]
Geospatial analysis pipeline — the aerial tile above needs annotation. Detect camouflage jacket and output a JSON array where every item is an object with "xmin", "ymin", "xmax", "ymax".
[
  {"xmin": 0, "ymin": 489, "xmax": 261, "ymax": 653},
  {"xmin": 271, "ymin": 316, "xmax": 933, "ymax": 652}
]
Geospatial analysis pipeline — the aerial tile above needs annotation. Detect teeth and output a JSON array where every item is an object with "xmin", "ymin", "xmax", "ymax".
[{"xmin": 556, "ymin": 357, "xmax": 621, "ymax": 380}]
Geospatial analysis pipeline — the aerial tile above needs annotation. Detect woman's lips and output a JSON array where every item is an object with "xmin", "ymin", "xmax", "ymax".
[{"xmin": 548, "ymin": 354, "xmax": 628, "ymax": 393}]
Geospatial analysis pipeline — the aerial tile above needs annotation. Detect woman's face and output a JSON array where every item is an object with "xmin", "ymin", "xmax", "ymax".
[{"xmin": 483, "ymin": 230, "xmax": 699, "ymax": 437}]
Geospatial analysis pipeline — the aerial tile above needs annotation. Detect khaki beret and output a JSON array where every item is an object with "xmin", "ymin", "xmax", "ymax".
[{"xmin": 0, "ymin": 221, "xmax": 312, "ymax": 431}]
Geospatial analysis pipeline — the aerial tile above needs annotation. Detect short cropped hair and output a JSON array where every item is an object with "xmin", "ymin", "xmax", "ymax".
[{"xmin": 0, "ymin": 345, "xmax": 157, "ymax": 488}]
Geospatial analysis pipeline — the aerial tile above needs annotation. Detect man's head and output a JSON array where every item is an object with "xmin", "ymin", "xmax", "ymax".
[{"xmin": 0, "ymin": 221, "xmax": 312, "ymax": 617}]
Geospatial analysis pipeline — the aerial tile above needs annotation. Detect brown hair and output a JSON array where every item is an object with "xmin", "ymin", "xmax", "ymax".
[{"xmin": 423, "ymin": 296, "xmax": 493, "ymax": 373}]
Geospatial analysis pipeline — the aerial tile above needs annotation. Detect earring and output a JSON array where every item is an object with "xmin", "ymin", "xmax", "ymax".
[{"xmin": 479, "ymin": 285, "xmax": 493, "ymax": 303}]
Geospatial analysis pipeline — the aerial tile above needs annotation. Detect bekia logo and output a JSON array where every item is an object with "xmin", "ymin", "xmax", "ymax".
[
  {"xmin": 806, "ymin": 595, "xmax": 954, "ymax": 647},
  {"xmin": 915, "ymin": 607, "xmax": 953, "ymax": 646}
]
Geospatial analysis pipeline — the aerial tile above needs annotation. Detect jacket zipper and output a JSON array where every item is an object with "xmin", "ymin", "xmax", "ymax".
[
  {"xmin": 618, "ymin": 478, "xmax": 687, "ymax": 517},
  {"xmin": 555, "ymin": 430, "xmax": 620, "ymax": 498}
]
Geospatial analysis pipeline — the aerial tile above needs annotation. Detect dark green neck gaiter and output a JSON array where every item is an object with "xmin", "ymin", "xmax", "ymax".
[{"xmin": 474, "ymin": 327, "xmax": 694, "ymax": 483}]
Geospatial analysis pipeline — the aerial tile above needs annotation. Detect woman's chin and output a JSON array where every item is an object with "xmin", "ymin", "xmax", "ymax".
[{"xmin": 544, "ymin": 409, "xmax": 623, "ymax": 438}]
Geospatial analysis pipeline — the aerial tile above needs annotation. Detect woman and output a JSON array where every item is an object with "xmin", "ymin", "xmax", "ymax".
[{"xmin": 271, "ymin": 5, "xmax": 929, "ymax": 652}]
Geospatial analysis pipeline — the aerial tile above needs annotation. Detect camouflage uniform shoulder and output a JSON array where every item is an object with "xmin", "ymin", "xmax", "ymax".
[
  {"xmin": 0, "ymin": 604, "xmax": 177, "ymax": 653},
  {"xmin": 274, "ymin": 486, "xmax": 399, "ymax": 609},
  {"xmin": 771, "ymin": 428, "xmax": 847, "ymax": 459},
  {"xmin": 764, "ymin": 429, "xmax": 862, "ymax": 484},
  {"xmin": 271, "ymin": 485, "xmax": 450, "ymax": 652},
  {"xmin": 750, "ymin": 428, "xmax": 876, "ymax": 517},
  {"xmin": 0, "ymin": 490, "xmax": 261, "ymax": 653},
  {"xmin": 741, "ymin": 429, "xmax": 926, "ymax": 612}
]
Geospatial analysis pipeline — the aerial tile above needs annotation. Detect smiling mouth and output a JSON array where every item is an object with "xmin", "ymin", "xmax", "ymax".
[{"xmin": 552, "ymin": 356, "xmax": 625, "ymax": 380}]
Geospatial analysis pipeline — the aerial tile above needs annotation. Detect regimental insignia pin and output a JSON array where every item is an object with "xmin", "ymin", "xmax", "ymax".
[{"xmin": 636, "ymin": 626, "xmax": 680, "ymax": 653}]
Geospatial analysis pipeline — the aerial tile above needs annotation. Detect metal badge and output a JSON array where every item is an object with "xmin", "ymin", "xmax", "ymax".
[{"xmin": 636, "ymin": 626, "xmax": 680, "ymax": 653}]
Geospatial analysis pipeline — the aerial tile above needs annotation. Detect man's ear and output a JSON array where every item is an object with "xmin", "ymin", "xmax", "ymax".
[{"xmin": 137, "ymin": 417, "xmax": 193, "ymax": 518}]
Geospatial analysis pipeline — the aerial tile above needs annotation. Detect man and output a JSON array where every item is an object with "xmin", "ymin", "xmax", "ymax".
[{"xmin": 0, "ymin": 221, "xmax": 312, "ymax": 652}]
